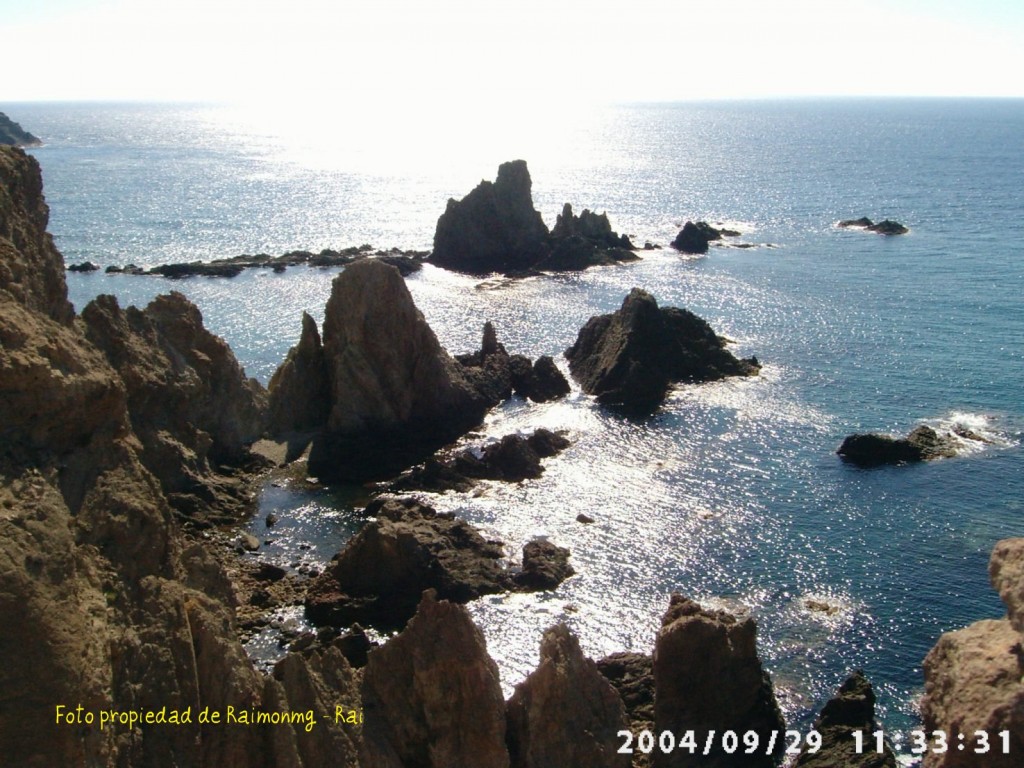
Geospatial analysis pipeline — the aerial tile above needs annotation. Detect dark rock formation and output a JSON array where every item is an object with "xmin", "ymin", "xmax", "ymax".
[
  {"xmin": 431, "ymin": 160, "xmax": 550, "ymax": 275},
  {"xmin": 838, "ymin": 217, "xmax": 908, "ymax": 235},
  {"xmin": 127, "ymin": 245, "xmax": 426, "ymax": 279},
  {"xmin": 429, "ymin": 162, "xmax": 638, "ymax": 275},
  {"xmin": 507, "ymin": 624, "xmax": 631, "ymax": 768},
  {"xmin": 68, "ymin": 260, "xmax": 101, "ymax": 272},
  {"xmin": 81, "ymin": 291, "xmax": 269, "ymax": 523},
  {"xmin": 0, "ymin": 147, "xmax": 73, "ymax": 324},
  {"xmin": 671, "ymin": 221, "xmax": 714, "ymax": 254},
  {"xmin": 360, "ymin": 590, "xmax": 510, "ymax": 768},
  {"xmin": 837, "ymin": 425, "xmax": 959, "ymax": 467},
  {"xmin": 0, "ymin": 112, "xmax": 41, "ymax": 147},
  {"xmin": 921, "ymin": 538, "xmax": 1024, "ymax": 768},
  {"xmin": 597, "ymin": 652, "xmax": 655, "ymax": 730},
  {"xmin": 794, "ymin": 671, "xmax": 896, "ymax": 768},
  {"xmin": 302, "ymin": 260, "xmax": 509, "ymax": 482},
  {"xmin": 390, "ymin": 428, "xmax": 571, "ymax": 493},
  {"xmin": 565, "ymin": 288, "xmax": 761, "ymax": 413},
  {"xmin": 513, "ymin": 539, "xmax": 575, "ymax": 590},
  {"xmin": 653, "ymin": 595, "xmax": 785, "ymax": 767},
  {"xmin": 510, "ymin": 354, "xmax": 571, "ymax": 402},
  {"xmin": 304, "ymin": 498, "xmax": 508, "ymax": 629},
  {"xmin": 305, "ymin": 498, "xmax": 574, "ymax": 630},
  {"xmin": 268, "ymin": 312, "xmax": 331, "ymax": 436}
]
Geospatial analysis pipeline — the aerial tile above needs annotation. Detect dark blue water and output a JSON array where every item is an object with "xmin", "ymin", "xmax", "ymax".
[{"xmin": 13, "ymin": 99, "xmax": 1024, "ymax": 748}]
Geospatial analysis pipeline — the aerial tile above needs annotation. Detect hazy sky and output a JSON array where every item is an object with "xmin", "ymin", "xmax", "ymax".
[{"xmin": 3, "ymin": 0, "xmax": 1023, "ymax": 105}]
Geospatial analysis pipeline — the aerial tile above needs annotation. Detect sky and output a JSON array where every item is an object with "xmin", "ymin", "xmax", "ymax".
[{"xmin": 2, "ymin": 0, "xmax": 1023, "ymax": 106}]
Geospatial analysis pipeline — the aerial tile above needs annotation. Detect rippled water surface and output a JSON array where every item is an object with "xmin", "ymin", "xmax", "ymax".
[{"xmin": 15, "ymin": 98, "xmax": 1024, "ymax": 735}]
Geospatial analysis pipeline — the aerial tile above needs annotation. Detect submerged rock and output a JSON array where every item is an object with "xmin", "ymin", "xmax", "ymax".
[
  {"xmin": 653, "ymin": 595, "xmax": 785, "ymax": 767},
  {"xmin": 794, "ymin": 671, "xmax": 896, "ymax": 768},
  {"xmin": 837, "ymin": 424, "xmax": 959, "ymax": 467},
  {"xmin": 838, "ymin": 217, "xmax": 908, "ymax": 235},
  {"xmin": 565, "ymin": 288, "xmax": 760, "ymax": 413},
  {"xmin": 507, "ymin": 624, "xmax": 631, "ymax": 768}
]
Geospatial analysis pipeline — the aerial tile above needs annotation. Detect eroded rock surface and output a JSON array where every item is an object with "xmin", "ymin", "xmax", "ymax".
[
  {"xmin": 921, "ymin": 538, "xmax": 1024, "ymax": 768},
  {"xmin": 653, "ymin": 595, "xmax": 785, "ymax": 767},
  {"xmin": 837, "ymin": 424, "xmax": 966, "ymax": 467},
  {"xmin": 507, "ymin": 624, "xmax": 631, "ymax": 768},
  {"xmin": 566, "ymin": 288, "xmax": 760, "ymax": 413}
]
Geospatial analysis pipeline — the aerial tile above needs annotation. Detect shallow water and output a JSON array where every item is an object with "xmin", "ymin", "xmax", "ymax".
[{"xmin": 14, "ymin": 97, "xmax": 1024, "ymax": 737}]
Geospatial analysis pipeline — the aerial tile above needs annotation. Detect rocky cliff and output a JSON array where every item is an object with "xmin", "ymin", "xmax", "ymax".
[
  {"xmin": 0, "ymin": 111, "xmax": 41, "ymax": 147},
  {"xmin": 920, "ymin": 538, "xmax": 1024, "ymax": 768}
]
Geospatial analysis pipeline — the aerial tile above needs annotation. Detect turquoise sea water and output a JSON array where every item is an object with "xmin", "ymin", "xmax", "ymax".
[{"xmin": 13, "ymin": 99, "xmax": 1024, "ymax": 745}]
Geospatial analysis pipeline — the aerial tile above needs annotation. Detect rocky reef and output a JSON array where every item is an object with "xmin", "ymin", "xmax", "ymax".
[
  {"xmin": 0, "ymin": 111, "xmax": 41, "ymax": 147},
  {"xmin": 429, "ymin": 160, "xmax": 638, "ymax": 275},
  {"xmin": 304, "ymin": 497, "xmax": 574, "ymax": 630},
  {"xmin": 838, "ymin": 217, "xmax": 909, "ymax": 235},
  {"xmin": 837, "ymin": 423, "xmax": 988, "ymax": 467},
  {"xmin": 268, "ymin": 267, "xmax": 568, "ymax": 481},
  {"xmin": 565, "ymin": 288, "xmax": 761, "ymax": 413},
  {"xmin": 920, "ymin": 538, "xmax": 1024, "ymax": 768},
  {"xmin": 670, "ymin": 221, "xmax": 741, "ymax": 254}
]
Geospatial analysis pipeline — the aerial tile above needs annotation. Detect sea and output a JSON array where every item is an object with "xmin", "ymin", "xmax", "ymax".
[{"xmin": 12, "ymin": 99, "xmax": 1024, "ymax": 756}]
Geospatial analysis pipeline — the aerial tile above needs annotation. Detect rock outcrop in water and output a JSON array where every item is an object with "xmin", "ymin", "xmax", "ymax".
[
  {"xmin": 670, "ymin": 221, "xmax": 739, "ymax": 254},
  {"xmin": 794, "ymin": 671, "xmax": 896, "ymax": 768},
  {"xmin": 836, "ymin": 424, "xmax": 987, "ymax": 467},
  {"xmin": 837, "ymin": 217, "xmax": 908, "ymax": 235},
  {"xmin": 270, "ymin": 263, "xmax": 543, "ymax": 481},
  {"xmin": 304, "ymin": 497, "xmax": 574, "ymax": 629},
  {"xmin": 565, "ymin": 288, "xmax": 761, "ymax": 413},
  {"xmin": 920, "ymin": 538, "xmax": 1024, "ymax": 768},
  {"xmin": 653, "ymin": 595, "xmax": 785, "ymax": 768},
  {"xmin": 0, "ymin": 111, "xmax": 41, "ymax": 147},
  {"xmin": 429, "ymin": 160, "xmax": 638, "ymax": 275},
  {"xmin": 81, "ymin": 291, "xmax": 269, "ymax": 524}
]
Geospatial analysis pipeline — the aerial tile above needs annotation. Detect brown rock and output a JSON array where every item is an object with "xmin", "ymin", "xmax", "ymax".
[
  {"xmin": 268, "ymin": 311, "xmax": 330, "ymax": 436},
  {"xmin": 652, "ymin": 595, "xmax": 785, "ymax": 767},
  {"xmin": 0, "ymin": 146, "xmax": 73, "ymax": 324},
  {"xmin": 306, "ymin": 260, "xmax": 504, "ymax": 481},
  {"xmin": 990, "ymin": 538, "xmax": 1024, "ymax": 634},
  {"xmin": 514, "ymin": 539, "xmax": 575, "ymax": 590},
  {"xmin": 360, "ymin": 589, "xmax": 510, "ymax": 768},
  {"xmin": 507, "ymin": 624, "xmax": 631, "ymax": 768},
  {"xmin": 794, "ymin": 671, "xmax": 896, "ymax": 768},
  {"xmin": 81, "ymin": 292, "xmax": 269, "ymax": 522}
]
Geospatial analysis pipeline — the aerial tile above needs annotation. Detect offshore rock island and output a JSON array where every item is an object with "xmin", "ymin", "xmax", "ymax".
[{"xmin": 2, "ymin": 144, "xmax": 1022, "ymax": 767}]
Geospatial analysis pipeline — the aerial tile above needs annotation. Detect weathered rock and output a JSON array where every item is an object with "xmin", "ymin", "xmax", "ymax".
[
  {"xmin": 68, "ymin": 260, "xmax": 101, "ymax": 272},
  {"xmin": 360, "ymin": 590, "xmax": 510, "ymax": 768},
  {"xmin": 0, "ymin": 146, "xmax": 73, "ymax": 323},
  {"xmin": 838, "ymin": 217, "xmax": 908, "ymax": 235},
  {"xmin": 514, "ymin": 540, "xmax": 575, "ymax": 590},
  {"xmin": 305, "ymin": 260, "xmax": 506, "ymax": 482},
  {"xmin": 268, "ymin": 312, "xmax": 331, "ymax": 436},
  {"xmin": 456, "ymin": 321, "xmax": 515, "ymax": 404},
  {"xmin": 389, "ymin": 429, "xmax": 571, "ymax": 493},
  {"xmin": 671, "ymin": 221, "xmax": 712, "ymax": 254},
  {"xmin": 920, "ymin": 539, "xmax": 1024, "ymax": 768},
  {"xmin": 431, "ymin": 159, "xmax": 550, "ymax": 275},
  {"xmin": 990, "ymin": 538, "xmax": 1024, "ymax": 635},
  {"xmin": 653, "ymin": 595, "xmax": 785, "ymax": 767},
  {"xmin": 304, "ymin": 498, "xmax": 508, "ymax": 629},
  {"xmin": 510, "ymin": 354, "xmax": 571, "ymax": 402},
  {"xmin": 0, "ymin": 111, "xmax": 41, "ymax": 147},
  {"xmin": 81, "ymin": 292, "xmax": 269, "ymax": 522},
  {"xmin": 837, "ymin": 425, "xmax": 958, "ymax": 467},
  {"xmin": 794, "ymin": 671, "xmax": 896, "ymax": 768},
  {"xmin": 507, "ymin": 624, "xmax": 631, "ymax": 768},
  {"xmin": 551, "ymin": 203, "xmax": 632, "ymax": 249},
  {"xmin": 566, "ymin": 288, "xmax": 760, "ymax": 413},
  {"xmin": 597, "ymin": 652, "xmax": 655, "ymax": 730},
  {"xmin": 538, "ymin": 203, "xmax": 639, "ymax": 271}
]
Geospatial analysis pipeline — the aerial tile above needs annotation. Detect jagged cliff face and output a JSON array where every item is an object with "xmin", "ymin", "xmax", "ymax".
[{"xmin": 0, "ymin": 147, "xmax": 73, "ymax": 324}]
